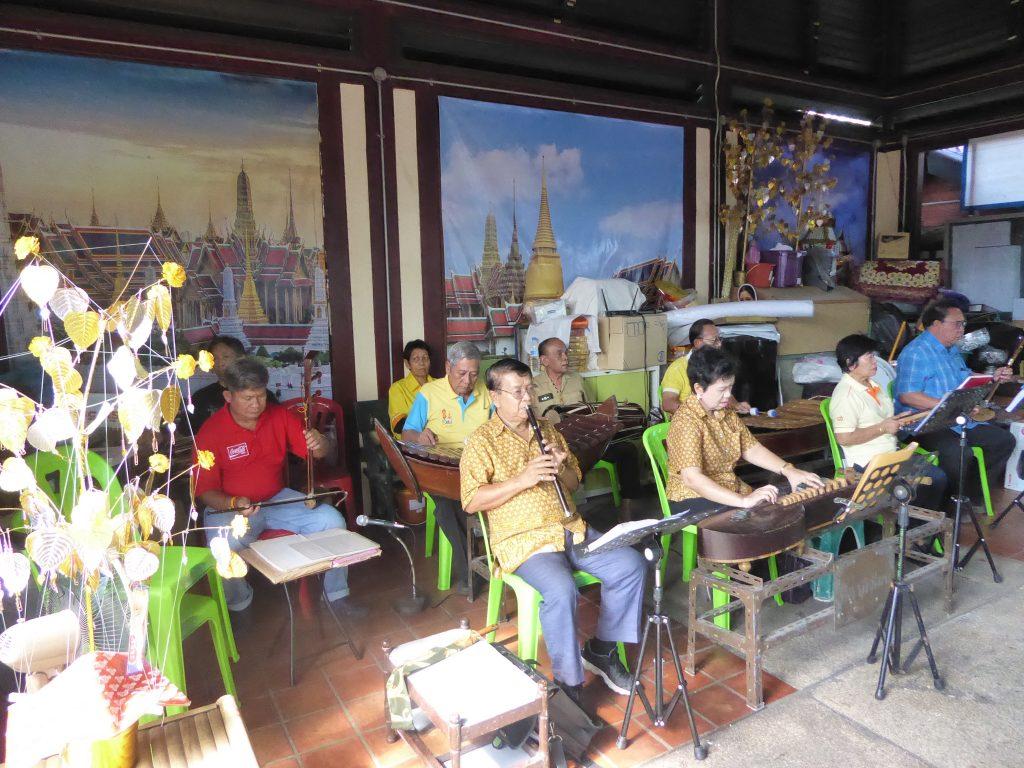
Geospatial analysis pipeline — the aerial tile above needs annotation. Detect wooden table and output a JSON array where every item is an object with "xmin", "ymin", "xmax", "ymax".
[
  {"xmin": 240, "ymin": 539, "xmax": 380, "ymax": 685},
  {"xmin": 19, "ymin": 695, "xmax": 258, "ymax": 767}
]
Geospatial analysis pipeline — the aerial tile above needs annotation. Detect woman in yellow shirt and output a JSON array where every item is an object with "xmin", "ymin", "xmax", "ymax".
[{"xmin": 388, "ymin": 340, "xmax": 434, "ymax": 435}]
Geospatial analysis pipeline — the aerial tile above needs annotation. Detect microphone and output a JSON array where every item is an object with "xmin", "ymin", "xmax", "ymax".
[{"xmin": 356, "ymin": 515, "xmax": 407, "ymax": 530}]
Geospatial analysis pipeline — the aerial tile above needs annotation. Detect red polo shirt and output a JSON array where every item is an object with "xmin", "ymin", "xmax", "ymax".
[{"xmin": 193, "ymin": 403, "xmax": 307, "ymax": 503}]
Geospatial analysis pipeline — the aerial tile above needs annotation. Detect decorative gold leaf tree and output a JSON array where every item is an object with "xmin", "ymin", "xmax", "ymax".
[{"xmin": 773, "ymin": 112, "xmax": 837, "ymax": 248}]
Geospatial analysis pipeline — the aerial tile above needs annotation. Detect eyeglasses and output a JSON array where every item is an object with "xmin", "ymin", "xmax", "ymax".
[
  {"xmin": 941, "ymin": 320, "xmax": 967, "ymax": 328},
  {"xmin": 700, "ymin": 336, "xmax": 723, "ymax": 347},
  {"xmin": 497, "ymin": 387, "xmax": 536, "ymax": 401}
]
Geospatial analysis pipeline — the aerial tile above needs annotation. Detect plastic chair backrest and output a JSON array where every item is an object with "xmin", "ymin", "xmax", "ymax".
[
  {"xmin": 282, "ymin": 396, "xmax": 346, "ymax": 466},
  {"xmin": 642, "ymin": 422, "xmax": 672, "ymax": 517},
  {"xmin": 26, "ymin": 445, "xmax": 124, "ymax": 520},
  {"xmin": 819, "ymin": 397, "xmax": 845, "ymax": 476},
  {"xmin": 476, "ymin": 510, "xmax": 497, "ymax": 572}
]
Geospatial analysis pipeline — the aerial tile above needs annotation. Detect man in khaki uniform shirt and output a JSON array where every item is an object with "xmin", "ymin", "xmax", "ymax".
[{"xmin": 531, "ymin": 337, "xmax": 586, "ymax": 422}]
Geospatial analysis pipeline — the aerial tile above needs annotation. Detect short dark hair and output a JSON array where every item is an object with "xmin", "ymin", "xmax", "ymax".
[
  {"xmin": 689, "ymin": 319, "xmax": 717, "ymax": 346},
  {"xmin": 538, "ymin": 337, "xmax": 565, "ymax": 357},
  {"xmin": 403, "ymin": 339, "xmax": 431, "ymax": 361},
  {"xmin": 208, "ymin": 335, "xmax": 245, "ymax": 355},
  {"xmin": 921, "ymin": 299, "xmax": 962, "ymax": 329},
  {"xmin": 485, "ymin": 357, "xmax": 532, "ymax": 391},
  {"xmin": 687, "ymin": 346, "xmax": 738, "ymax": 391},
  {"xmin": 223, "ymin": 357, "xmax": 269, "ymax": 392},
  {"xmin": 835, "ymin": 334, "xmax": 879, "ymax": 373}
]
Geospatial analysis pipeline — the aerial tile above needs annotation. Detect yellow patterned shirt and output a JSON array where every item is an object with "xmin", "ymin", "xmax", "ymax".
[
  {"xmin": 666, "ymin": 395, "xmax": 759, "ymax": 501},
  {"xmin": 460, "ymin": 414, "xmax": 585, "ymax": 573}
]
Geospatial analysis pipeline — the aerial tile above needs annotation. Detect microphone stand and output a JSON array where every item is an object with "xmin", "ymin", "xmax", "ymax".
[{"xmin": 360, "ymin": 515, "xmax": 429, "ymax": 615}]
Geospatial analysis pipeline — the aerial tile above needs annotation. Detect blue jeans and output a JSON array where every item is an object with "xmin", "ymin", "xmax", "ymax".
[{"xmin": 205, "ymin": 488, "xmax": 350, "ymax": 608}]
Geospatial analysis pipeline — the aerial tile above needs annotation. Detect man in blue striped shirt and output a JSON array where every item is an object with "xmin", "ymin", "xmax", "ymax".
[{"xmin": 895, "ymin": 299, "xmax": 1015, "ymax": 508}]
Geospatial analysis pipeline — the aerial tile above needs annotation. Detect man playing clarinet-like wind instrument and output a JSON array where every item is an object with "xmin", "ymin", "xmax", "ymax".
[{"xmin": 460, "ymin": 358, "xmax": 646, "ymax": 706}]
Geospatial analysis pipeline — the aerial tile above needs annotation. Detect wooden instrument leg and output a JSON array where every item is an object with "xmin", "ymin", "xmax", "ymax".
[{"xmin": 742, "ymin": 594, "xmax": 764, "ymax": 711}]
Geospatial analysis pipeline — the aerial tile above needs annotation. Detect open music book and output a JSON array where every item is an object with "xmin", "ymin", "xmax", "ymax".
[{"xmin": 248, "ymin": 529, "xmax": 380, "ymax": 573}]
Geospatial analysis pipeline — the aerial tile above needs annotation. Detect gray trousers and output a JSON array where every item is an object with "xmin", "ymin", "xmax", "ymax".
[{"xmin": 513, "ymin": 528, "xmax": 647, "ymax": 686}]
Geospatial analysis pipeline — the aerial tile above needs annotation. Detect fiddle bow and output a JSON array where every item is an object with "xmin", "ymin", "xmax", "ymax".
[
  {"xmin": 974, "ymin": 334, "xmax": 1024, "ymax": 422},
  {"xmin": 301, "ymin": 350, "xmax": 322, "ymax": 508}
]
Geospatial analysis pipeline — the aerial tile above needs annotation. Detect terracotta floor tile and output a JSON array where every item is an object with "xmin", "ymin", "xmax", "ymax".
[
  {"xmin": 361, "ymin": 726, "xmax": 419, "ymax": 767},
  {"xmin": 721, "ymin": 670, "xmax": 796, "ymax": 705},
  {"xmin": 589, "ymin": 687, "xmax": 627, "ymax": 727},
  {"xmin": 238, "ymin": 693, "xmax": 279, "ymax": 731},
  {"xmin": 688, "ymin": 647, "xmax": 746, "ymax": 681},
  {"xmin": 632, "ymin": 707, "xmax": 714, "ymax": 749},
  {"xmin": 591, "ymin": 730, "xmax": 670, "ymax": 768},
  {"xmin": 688, "ymin": 682, "xmax": 754, "ymax": 727},
  {"xmin": 284, "ymin": 706, "xmax": 355, "ymax": 753},
  {"xmin": 272, "ymin": 675, "xmax": 338, "ymax": 721},
  {"xmin": 327, "ymin": 663, "xmax": 389, "ymax": 702},
  {"xmin": 263, "ymin": 759, "xmax": 300, "ymax": 768},
  {"xmin": 344, "ymin": 692, "xmax": 388, "ymax": 731},
  {"xmin": 299, "ymin": 736, "xmax": 375, "ymax": 768},
  {"xmin": 247, "ymin": 722, "xmax": 294, "ymax": 764}
]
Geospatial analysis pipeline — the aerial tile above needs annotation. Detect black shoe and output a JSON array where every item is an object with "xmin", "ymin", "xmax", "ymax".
[
  {"xmin": 328, "ymin": 596, "xmax": 369, "ymax": 620},
  {"xmin": 556, "ymin": 681, "xmax": 585, "ymax": 709},
  {"xmin": 581, "ymin": 641, "xmax": 632, "ymax": 696}
]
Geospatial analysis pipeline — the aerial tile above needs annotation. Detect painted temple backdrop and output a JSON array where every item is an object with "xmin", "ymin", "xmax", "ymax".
[
  {"xmin": 0, "ymin": 49, "xmax": 332, "ymax": 399},
  {"xmin": 439, "ymin": 97, "xmax": 685, "ymax": 352}
]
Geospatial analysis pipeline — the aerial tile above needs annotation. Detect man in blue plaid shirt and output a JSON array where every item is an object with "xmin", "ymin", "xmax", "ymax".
[{"xmin": 895, "ymin": 299, "xmax": 1015, "ymax": 508}]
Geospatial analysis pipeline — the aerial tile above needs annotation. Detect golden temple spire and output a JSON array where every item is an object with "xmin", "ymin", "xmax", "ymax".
[
  {"xmin": 205, "ymin": 202, "xmax": 218, "ymax": 240},
  {"xmin": 236, "ymin": 233, "xmax": 269, "ymax": 324},
  {"xmin": 150, "ymin": 183, "xmax": 169, "ymax": 233},
  {"xmin": 532, "ymin": 159, "xmax": 558, "ymax": 255},
  {"xmin": 524, "ymin": 158, "xmax": 565, "ymax": 302},
  {"xmin": 89, "ymin": 188, "xmax": 100, "ymax": 226},
  {"xmin": 283, "ymin": 169, "xmax": 298, "ymax": 243}
]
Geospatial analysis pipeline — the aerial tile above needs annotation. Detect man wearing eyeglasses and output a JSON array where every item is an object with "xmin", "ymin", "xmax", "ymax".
[
  {"xmin": 461, "ymin": 358, "xmax": 645, "ymax": 705},
  {"xmin": 895, "ymin": 299, "xmax": 1015, "ymax": 508},
  {"xmin": 660, "ymin": 319, "xmax": 751, "ymax": 418}
]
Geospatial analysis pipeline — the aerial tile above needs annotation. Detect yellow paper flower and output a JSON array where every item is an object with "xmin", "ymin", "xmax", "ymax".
[
  {"xmin": 162, "ymin": 262, "xmax": 187, "ymax": 288},
  {"xmin": 28, "ymin": 336, "xmax": 53, "ymax": 358},
  {"xmin": 196, "ymin": 450, "xmax": 215, "ymax": 470},
  {"xmin": 230, "ymin": 514, "xmax": 249, "ymax": 540},
  {"xmin": 148, "ymin": 454, "xmax": 170, "ymax": 473},
  {"xmin": 14, "ymin": 236, "xmax": 40, "ymax": 261},
  {"xmin": 197, "ymin": 350, "xmax": 215, "ymax": 372},
  {"xmin": 175, "ymin": 354, "xmax": 197, "ymax": 379}
]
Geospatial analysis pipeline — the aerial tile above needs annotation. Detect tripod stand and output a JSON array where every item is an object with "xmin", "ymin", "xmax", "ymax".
[
  {"xmin": 617, "ymin": 541, "xmax": 706, "ymax": 760},
  {"xmin": 867, "ymin": 479, "xmax": 945, "ymax": 699},
  {"xmin": 947, "ymin": 417, "xmax": 1002, "ymax": 582}
]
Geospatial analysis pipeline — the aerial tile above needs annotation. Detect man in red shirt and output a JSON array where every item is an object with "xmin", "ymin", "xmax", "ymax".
[{"xmin": 194, "ymin": 357, "xmax": 356, "ymax": 613}]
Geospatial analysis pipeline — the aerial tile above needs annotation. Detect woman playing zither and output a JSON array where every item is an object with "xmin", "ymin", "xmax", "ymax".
[{"xmin": 665, "ymin": 346, "xmax": 824, "ymax": 518}]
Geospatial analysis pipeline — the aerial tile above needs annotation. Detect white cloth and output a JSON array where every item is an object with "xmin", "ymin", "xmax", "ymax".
[
  {"xmin": 561, "ymin": 277, "xmax": 643, "ymax": 317},
  {"xmin": 717, "ymin": 323, "xmax": 781, "ymax": 343},
  {"xmin": 829, "ymin": 373, "xmax": 897, "ymax": 469},
  {"xmin": 665, "ymin": 300, "xmax": 814, "ymax": 347}
]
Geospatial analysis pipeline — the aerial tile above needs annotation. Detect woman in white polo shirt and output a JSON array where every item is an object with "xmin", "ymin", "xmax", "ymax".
[{"xmin": 830, "ymin": 334, "xmax": 948, "ymax": 511}]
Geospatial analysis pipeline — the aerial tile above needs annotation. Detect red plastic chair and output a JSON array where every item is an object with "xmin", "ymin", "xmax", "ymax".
[{"xmin": 281, "ymin": 396, "xmax": 357, "ymax": 528}]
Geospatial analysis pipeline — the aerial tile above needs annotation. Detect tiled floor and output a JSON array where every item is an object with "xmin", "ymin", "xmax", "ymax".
[{"xmin": 176, "ymin": 486, "xmax": 1024, "ymax": 767}]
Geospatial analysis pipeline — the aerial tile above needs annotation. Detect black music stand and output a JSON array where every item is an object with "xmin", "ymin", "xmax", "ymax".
[
  {"xmin": 576, "ymin": 510, "xmax": 724, "ymax": 761},
  {"xmin": 906, "ymin": 387, "xmax": 1002, "ymax": 582}
]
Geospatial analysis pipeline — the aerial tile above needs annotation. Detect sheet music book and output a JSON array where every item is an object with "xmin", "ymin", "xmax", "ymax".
[
  {"xmin": 248, "ymin": 529, "xmax": 380, "ymax": 572},
  {"xmin": 957, "ymin": 373, "xmax": 993, "ymax": 390}
]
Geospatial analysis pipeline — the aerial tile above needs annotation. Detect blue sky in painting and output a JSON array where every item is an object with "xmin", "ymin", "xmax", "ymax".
[{"xmin": 439, "ymin": 97, "xmax": 684, "ymax": 283}]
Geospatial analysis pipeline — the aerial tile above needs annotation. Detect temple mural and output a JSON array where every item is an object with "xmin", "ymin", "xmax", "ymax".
[{"xmin": 0, "ymin": 48, "xmax": 331, "ymax": 399}]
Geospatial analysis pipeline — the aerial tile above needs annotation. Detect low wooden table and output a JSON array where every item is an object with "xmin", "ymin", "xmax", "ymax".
[
  {"xmin": 240, "ymin": 540, "xmax": 380, "ymax": 685},
  {"xmin": 19, "ymin": 695, "xmax": 258, "ymax": 767}
]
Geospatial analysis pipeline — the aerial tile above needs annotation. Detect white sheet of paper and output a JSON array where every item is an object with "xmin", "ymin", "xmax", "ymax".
[{"xmin": 249, "ymin": 530, "xmax": 378, "ymax": 572}]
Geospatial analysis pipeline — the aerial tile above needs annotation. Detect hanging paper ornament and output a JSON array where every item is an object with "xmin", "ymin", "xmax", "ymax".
[
  {"xmin": 0, "ymin": 391, "xmax": 35, "ymax": 455},
  {"xmin": 209, "ymin": 536, "xmax": 231, "ymax": 567},
  {"xmin": 19, "ymin": 263, "xmax": 60, "ymax": 311},
  {"xmin": 25, "ymin": 529, "xmax": 73, "ymax": 574},
  {"xmin": 70, "ymin": 489, "xmax": 109, "ymax": 529},
  {"xmin": 63, "ymin": 310, "xmax": 101, "ymax": 351},
  {"xmin": 197, "ymin": 350, "xmax": 214, "ymax": 372},
  {"xmin": 147, "ymin": 284, "xmax": 173, "ymax": 332},
  {"xmin": 40, "ymin": 347, "xmax": 83, "ymax": 394},
  {"xmin": 13, "ymin": 235, "xmax": 40, "ymax": 261},
  {"xmin": 116, "ymin": 296, "xmax": 153, "ymax": 351},
  {"xmin": 28, "ymin": 336, "xmax": 52, "ymax": 358},
  {"xmin": 123, "ymin": 546, "xmax": 159, "ymax": 583},
  {"xmin": 49, "ymin": 286, "xmax": 90, "ymax": 321},
  {"xmin": 0, "ymin": 457, "xmax": 35, "ymax": 493},
  {"xmin": 148, "ymin": 454, "xmax": 169, "ymax": 474},
  {"xmin": 160, "ymin": 385, "xmax": 181, "ymax": 424},
  {"xmin": 162, "ymin": 261, "xmax": 187, "ymax": 288},
  {"xmin": 0, "ymin": 552, "xmax": 30, "ymax": 597},
  {"xmin": 196, "ymin": 450, "xmax": 215, "ymax": 470},
  {"xmin": 117, "ymin": 388, "xmax": 160, "ymax": 446},
  {"xmin": 19, "ymin": 489, "xmax": 57, "ymax": 528},
  {"xmin": 26, "ymin": 407, "xmax": 77, "ymax": 453},
  {"xmin": 217, "ymin": 552, "xmax": 248, "ymax": 579},
  {"xmin": 106, "ymin": 345, "xmax": 138, "ymax": 392},
  {"xmin": 85, "ymin": 401, "xmax": 116, "ymax": 436},
  {"xmin": 175, "ymin": 354, "xmax": 197, "ymax": 379},
  {"xmin": 229, "ymin": 514, "xmax": 249, "ymax": 540},
  {"xmin": 149, "ymin": 494, "xmax": 175, "ymax": 534}
]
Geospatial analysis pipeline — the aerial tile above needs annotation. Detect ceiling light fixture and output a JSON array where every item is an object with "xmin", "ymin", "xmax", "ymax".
[{"xmin": 804, "ymin": 109, "xmax": 874, "ymax": 127}]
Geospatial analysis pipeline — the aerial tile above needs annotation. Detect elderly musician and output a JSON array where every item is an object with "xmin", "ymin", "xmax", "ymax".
[
  {"xmin": 661, "ymin": 319, "xmax": 750, "ymax": 419},
  {"xmin": 402, "ymin": 341, "xmax": 492, "ymax": 593},
  {"xmin": 894, "ymin": 299, "xmax": 1015, "ymax": 506},
  {"xmin": 830, "ymin": 334, "xmax": 947, "ymax": 509},
  {"xmin": 530, "ymin": 337, "xmax": 586, "ymax": 421},
  {"xmin": 666, "ymin": 346, "xmax": 823, "ymax": 516},
  {"xmin": 461, "ymin": 358, "xmax": 644, "ymax": 702},
  {"xmin": 388, "ymin": 340, "xmax": 434, "ymax": 437},
  {"xmin": 194, "ymin": 358, "xmax": 357, "ymax": 614}
]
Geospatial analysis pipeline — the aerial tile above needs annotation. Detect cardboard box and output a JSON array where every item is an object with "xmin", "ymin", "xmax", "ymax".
[
  {"xmin": 597, "ymin": 313, "xmax": 667, "ymax": 370},
  {"xmin": 876, "ymin": 232, "xmax": 910, "ymax": 260},
  {"xmin": 759, "ymin": 286, "xmax": 870, "ymax": 356}
]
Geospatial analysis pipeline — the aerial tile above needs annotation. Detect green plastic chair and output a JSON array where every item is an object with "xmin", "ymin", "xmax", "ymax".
[
  {"xmin": 21, "ymin": 446, "xmax": 125, "ymax": 528},
  {"xmin": 477, "ymin": 512, "xmax": 627, "ymax": 671},
  {"xmin": 588, "ymin": 459, "xmax": 622, "ymax": 507},
  {"xmin": 147, "ymin": 546, "xmax": 239, "ymax": 716},
  {"xmin": 423, "ymin": 493, "xmax": 454, "ymax": 591}
]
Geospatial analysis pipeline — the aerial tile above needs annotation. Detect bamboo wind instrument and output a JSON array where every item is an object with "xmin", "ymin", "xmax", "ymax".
[
  {"xmin": 974, "ymin": 335, "xmax": 1024, "ymax": 422},
  {"xmin": 526, "ymin": 409, "xmax": 573, "ymax": 520}
]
